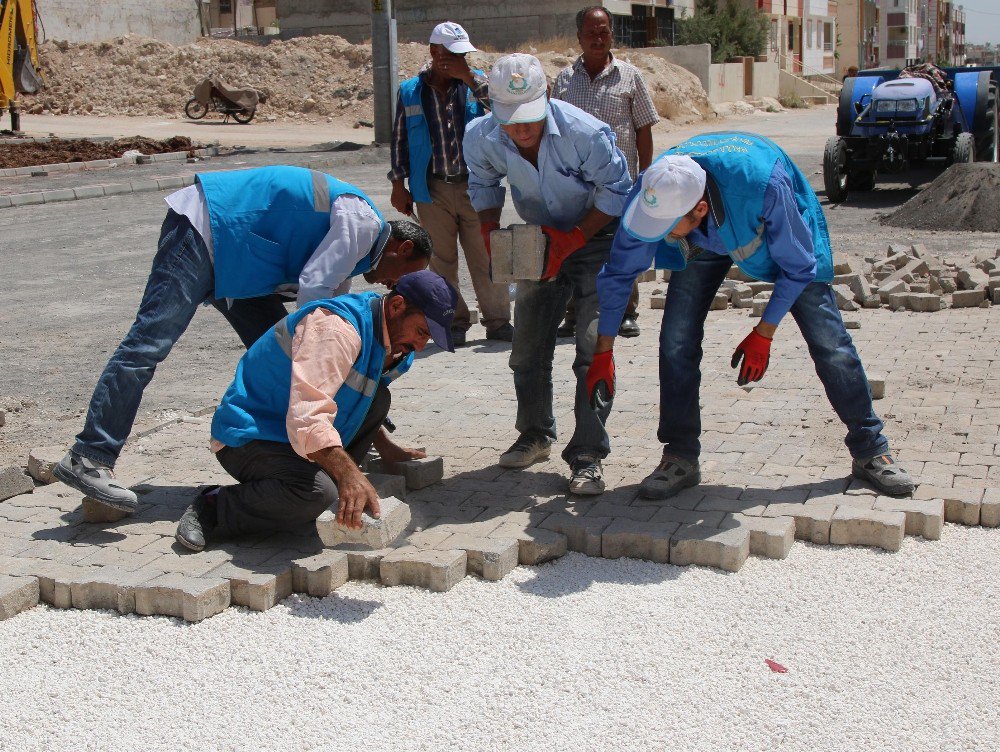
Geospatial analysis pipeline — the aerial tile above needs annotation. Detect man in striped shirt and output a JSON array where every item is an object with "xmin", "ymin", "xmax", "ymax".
[{"xmin": 388, "ymin": 22, "xmax": 512, "ymax": 346}]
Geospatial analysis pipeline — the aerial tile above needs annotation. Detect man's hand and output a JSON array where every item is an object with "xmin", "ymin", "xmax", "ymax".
[
  {"xmin": 373, "ymin": 429, "xmax": 427, "ymax": 474},
  {"xmin": 541, "ymin": 226, "xmax": 586, "ymax": 280},
  {"xmin": 440, "ymin": 54, "xmax": 475, "ymax": 85},
  {"xmin": 335, "ymin": 471, "xmax": 381, "ymax": 530},
  {"xmin": 390, "ymin": 180, "xmax": 414, "ymax": 216},
  {"xmin": 480, "ymin": 220, "xmax": 501, "ymax": 260},
  {"xmin": 586, "ymin": 349, "xmax": 616, "ymax": 407},
  {"xmin": 731, "ymin": 328, "xmax": 773, "ymax": 386}
]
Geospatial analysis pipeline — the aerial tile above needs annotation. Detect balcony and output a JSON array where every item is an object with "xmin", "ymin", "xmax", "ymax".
[{"xmin": 886, "ymin": 12, "xmax": 916, "ymax": 28}]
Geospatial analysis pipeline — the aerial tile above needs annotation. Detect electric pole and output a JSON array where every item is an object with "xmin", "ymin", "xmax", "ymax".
[{"xmin": 371, "ymin": 0, "xmax": 398, "ymax": 144}]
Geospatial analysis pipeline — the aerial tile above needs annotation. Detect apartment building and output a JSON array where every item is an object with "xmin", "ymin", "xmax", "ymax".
[
  {"xmin": 838, "ymin": 0, "xmax": 879, "ymax": 74},
  {"xmin": 878, "ymin": 0, "xmax": 921, "ymax": 67},
  {"xmin": 755, "ymin": 0, "xmax": 837, "ymax": 76}
]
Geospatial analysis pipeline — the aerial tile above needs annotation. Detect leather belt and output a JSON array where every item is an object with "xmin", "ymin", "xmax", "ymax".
[{"xmin": 431, "ymin": 173, "xmax": 468, "ymax": 184}]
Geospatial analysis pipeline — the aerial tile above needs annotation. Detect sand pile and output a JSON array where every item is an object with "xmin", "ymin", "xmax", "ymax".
[
  {"xmin": 20, "ymin": 34, "xmax": 712, "ymax": 126},
  {"xmin": 884, "ymin": 162, "xmax": 1000, "ymax": 233}
]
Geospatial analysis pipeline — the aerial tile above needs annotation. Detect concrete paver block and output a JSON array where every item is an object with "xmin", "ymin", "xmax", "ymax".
[
  {"xmin": 709, "ymin": 292, "xmax": 728, "ymax": 311},
  {"xmin": 957, "ymin": 267, "xmax": 989, "ymax": 290},
  {"xmin": 81, "ymin": 497, "xmax": 132, "ymax": 523},
  {"xmin": 511, "ymin": 224, "xmax": 545, "ymax": 280},
  {"xmin": 21, "ymin": 561, "xmax": 88, "ymax": 608},
  {"xmin": 440, "ymin": 534, "xmax": 518, "ymax": 581},
  {"xmin": 650, "ymin": 293, "xmax": 665, "ymax": 309},
  {"xmin": 489, "ymin": 228, "xmax": 514, "ymax": 283},
  {"xmin": 363, "ymin": 471, "xmax": 407, "ymax": 500},
  {"xmin": 873, "ymin": 497, "xmax": 943, "ymax": 540},
  {"xmin": 134, "ymin": 573, "xmax": 231, "ymax": 622},
  {"xmin": 538, "ymin": 513, "xmax": 612, "ymax": 556},
  {"xmin": 208, "ymin": 562, "xmax": 293, "ymax": 612},
  {"xmin": 951, "ymin": 288, "xmax": 985, "ymax": 308},
  {"xmin": 379, "ymin": 547, "xmax": 467, "ymax": 592},
  {"xmin": 980, "ymin": 490, "xmax": 999, "ymax": 528},
  {"xmin": 69, "ymin": 567, "xmax": 159, "ymax": 614},
  {"xmin": 914, "ymin": 485, "xmax": 981, "ymax": 526},
  {"xmin": 725, "ymin": 514, "xmax": 795, "ymax": 559},
  {"xmin": 764, "ymin": 503, "xmax": 836, "ymax": 545},
  {"xmin": 0, "ymin": 574, "xmax": 39, "ymax": 620},
  {"xmin": 316, "ymin": 495, "xmax": 410, "ymax": 548},
  {"xmin": 868, "ymin": 376, "xmax": 886, "ymax": 400},
  {"xmin": 398, "ymin": 457, "xmax": 444, "ymax": 490},
  {"xmin": 601, "ymin": 519, "xmax": 678, "ymax": 563},
  {"xmin": 491, "ymin": 524, "xmax": 567, "ymax": 565},
  {"xmin": 337, "ymin": 548, "xmax": 392, "ymax": 580},
  {"xmin": 27, "ymin": 446, "xmax": 64, "ymax": 484},
  {"xmin": 0, "ymin": 466, "xmax": 34, "ymax": 502},
  {"xmin": 669, "ymin": 524, "xmax": 750, "ymax": 572},
  {"xmin": 907, "ymin": 293, "xmax": 942, "ymax": 312},
  {"xmin": 292, "ymin": 551, "xmax": 349, "ymax": 596},
  {"xmin": 829, "ymin": 507, "xmax": 905, "ymax": 552}
]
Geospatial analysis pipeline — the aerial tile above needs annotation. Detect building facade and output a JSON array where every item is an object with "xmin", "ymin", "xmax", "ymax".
[{"xmin": 753, "ymin": 0, "xmax": 837, "ymax": 76}]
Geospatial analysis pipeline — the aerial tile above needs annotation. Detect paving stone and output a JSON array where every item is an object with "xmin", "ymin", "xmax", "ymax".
[
  {"xmin": 291, "ymin": 551, "xmax": 349, "ymax": 596},
  {"xmin": 0, "ymin": 466, "xmax": 34, "ymax": 502},
  {"xmin": 397, "ymin": 457, "xmax": 444, "ymax": 490},
  {"xmin": 490, "ymin": 524, "xmax": 567, "ymax": 565},
  {"xmin": 829, "ymin": 507, "xmax": 905, "ymax": 552},
  {"xmin": 914, "ymin": 485, "xmax": 981, "ymax": 526},
  {"xmin": 709, "ymin": 292, "xmax": 728, "ymax": 311},
  {"xmin": 489, "ymin": 228, "xmax": 514, "ymax": 283},
  {"xmin": 951, "ymin": 289, "xmax": 985, "ymax": 308},
  {"xmin": 379, "ymin": 547, "xmax": 467, "ymax": 592},
  {"xmin": 511, "ymin": 224, "xmax": 545, "ymax": 280},
  {"xmin": 907, "ymin": 293, "xmax": 942, "ymax": 312},
  {"xmin": 650, "ymin": 507, "xmax": 727, "ymax": 527},
  {"xmin": 26, "ymin": 446, "xmax": 64, "ymax": 484},
  {"xmin": 868, "ymin": 376, "xmax": 886, "ymax": 400},
  {"xmin": 364, "ymin": 472, "xmax": 407, "ymax": 500},
  {"xmin": 338, "ymin": 547, "xmax": 392, "ymax": 579},
  {"xmin": 134, "ymin": 573, "xmax": 231, "ymax": 622},
  {"xmin": 28, "ymin": 562, "xmax": 92, "ymax": 608},
  {"xmin": 601, "ymin": 519, "xmax": 678, "ymax": 563},
  {"xmin": 69, "ymin": 567, "xmax": 160, "ymax": 614},
  {"xmin": 208, "ymin": 562, "xmax": 293, "ymax": 612},
  {"xmin": 980, "ymin": 490, "xmax": 999, "ymax": 528},
  {"xmin": 316, "ymin": 495, "xmax": 410, "ymax": 548},
  {"xmin": 724, "ymin": 514, "xmax": 795, "ymax": 559},
  {"xmin": 538, "ymin": 513, "xmax": 612, "ymax": 556},
  {"xmin": 0, "ymin": 574, "xmax": 40, "ymax": 620},
  {"xmin": 650, "ymin": 293, "xmax": 665, "ymax": 310},
  {"xmin": 439, "ymin": 534, "xmax": 518, "ymax": 581},
  {"xmin": 669, "ymin": 524, "xmax": 749, "ymax": 572},
  {"xmin": 764, "ymin": 502, "xmax": 836, "ymax": 544},
  {"xmin": 872, "ymin": 497, "xmax": 943, "ymax": 540},
  {"xmin": 81, "ymin": 497, "xmax": 132, "ymax": 523},
  {"xmin": 832, "ymin": 284, "xmax": 859, "ymax": 311},
  {"xmin": 957, "ymin": 267, "xmax": 989, "ymax": 290}
]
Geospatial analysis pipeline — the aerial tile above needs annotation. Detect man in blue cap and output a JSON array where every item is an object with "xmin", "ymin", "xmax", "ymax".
[
  {"xmin": 176, "ymin": 270, "xmax": 458, "ymax": 552},
  {"xmin": 588, "ymin": 132, "xmax": 914, "ymax": 499}
]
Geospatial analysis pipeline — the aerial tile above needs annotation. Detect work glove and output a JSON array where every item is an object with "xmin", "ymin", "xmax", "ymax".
[
  {"xmin": 541, "ymin": 226, "xmax": 586, "ymax": 280},
  {"xmin": 480, "ymin": 221, "xmax": 501, "ymax": 260},
  {"xmin": 586, "ymin": 350, "xmax": 616, "ymax": 408},
  {"xmin": 731, "ymin": 329, "xmax": 772, "ymax": 386}
]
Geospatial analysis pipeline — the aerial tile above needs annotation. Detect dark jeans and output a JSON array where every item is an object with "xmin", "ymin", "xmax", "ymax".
[
  {"xmin": 658, "ymin": 251, "xmax": 889, "ymax": 462},
  {"xmin": 564, "ymin": 280, "xmax": 639, "ymax": 322},
  {"xmin": 213, "ymin": 384, "xmax": 391, "ymax": 537},
  {"xmin": 72, "ymin": 211, "xmax": 289, "ymax": 467},
  {"xmin": 509, "ymin": 236, "xmax": 614, "ymax": 465}
]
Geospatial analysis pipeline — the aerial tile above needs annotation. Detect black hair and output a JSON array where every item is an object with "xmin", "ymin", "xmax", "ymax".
[
  {"xmin": 576, "ymin": 6, "xmax": 613, "ymax": 33},
  {"xmin": 388, "ymin": 219, "xmax": 433, "ymax": 259}
]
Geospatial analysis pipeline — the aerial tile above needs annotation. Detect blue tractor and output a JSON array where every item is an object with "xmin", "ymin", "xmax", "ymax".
[{"xmin": 824, "ymin": 65, "xmax": 999, "ymax": 202}]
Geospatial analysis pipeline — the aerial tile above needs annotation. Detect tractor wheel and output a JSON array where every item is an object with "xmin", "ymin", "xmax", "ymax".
[
  {"xmin": 184, "ymin": 98, "xmax": 208, "ymax": 120},
  {"xmin": 975, "ymin": 83, "xmax": 998, "ymax": 163},
  {"xmin": 823, "ymin": 136, "xmax": 849, "ymax": 203},
  {"xmin": 847, "ymin": 169, "xmax": 876, "ymax": 192},
  {"xmin": 951, "ymin": 132, "xmax": 975, "ymax": 165}
]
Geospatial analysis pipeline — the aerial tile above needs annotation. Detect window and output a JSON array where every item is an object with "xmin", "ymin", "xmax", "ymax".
[
  {"xmin": 807, "ymin": 20, "xmax": 813, "ymax": 49},
  {"xmin": 220, "ymin": 0, "xmax": 232, "ymax": 12}
]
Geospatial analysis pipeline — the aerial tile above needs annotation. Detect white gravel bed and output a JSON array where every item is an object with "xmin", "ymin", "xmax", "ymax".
[{"xmin": 1, "ymin": 526, "xmax": 997, "ymax": 752}]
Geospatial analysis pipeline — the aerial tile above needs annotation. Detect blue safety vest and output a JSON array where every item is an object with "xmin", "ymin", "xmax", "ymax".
[
  {"xmin": 197, "ymin": 165, "xmax": 388, "ymax": 299},
  {"xmin": 398, "ymin": 72, "xmax": 485, "ymax": 203},
  {"xmin": 654, "ymin": 132, "xmax": 833, "ymax": 283},
  {"xmin": 211, "ymin": 292, "xmax": 413, "ymax": 449}
]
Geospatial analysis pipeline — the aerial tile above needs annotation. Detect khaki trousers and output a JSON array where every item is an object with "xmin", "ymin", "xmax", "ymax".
[{"xmin": 416, "ymin": 178, "xmax": 511, "ymax": 332}]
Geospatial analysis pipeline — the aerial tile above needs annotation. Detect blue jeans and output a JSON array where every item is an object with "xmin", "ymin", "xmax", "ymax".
[
  {"xmin": 509, "ymin": 235, "xmax": 614, "ymax": 465},
  {"xmin": 73, "ymin": 211, "xmax": 289, "ymax": 467},
  {"xmin": 658, "ymin": 251, "xmax": 889, "ymax": 462}
]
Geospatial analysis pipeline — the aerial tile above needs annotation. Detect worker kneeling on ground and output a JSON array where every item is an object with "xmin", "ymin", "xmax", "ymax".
[
  {"xmin": 589, "ymin": 132, "xmax": 915, "ymax": 499},
  {"xmin": 176, "ymin": 270, "xmax": 457, "ymax": 552},
  {"xmin": 55, "ymin": 165, "xmax": 432, "ymax": 515}
]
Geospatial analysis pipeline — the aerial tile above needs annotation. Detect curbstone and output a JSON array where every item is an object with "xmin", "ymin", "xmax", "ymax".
[
  {"xmin": 397, "ymin": 457, "xmax": 444, "ymax": 490},
  {"xmin": 316, "ymin": 495, "xmax": 410, "ymax": 548},
  {"xmin": 439, "ymin": 534, "xmax": 518, "ymax": 581},
  {"xmin": 69, "ymin": 567, "xmax": 159, "ymax": 614},
  {"xmin": 669, "ymin": 524, "xmax": 749, "ymax": 572},
  {"xmin": 9, "ymin": 192, "xmax": 45, "ymax": 207},
  {"xmin": 491, "ymin": 524, "xmax": 567, "ymax": 565},
  {"xmin": 601, "ymin": 519, "xmax": 677, "ymax": 563},
  {"xmin": 829, "ymin": 507, "xmax": 905, "ymax": 552},
  {"xmin": 291, "ymin": 551, "xmax": 349, "ymax": 596},
  {"xmin": 724, "ymin": 514, "xmax": 795, "ymax": 559},
  {"xmin": 873, "ymin": 497, "xmax": 943, "ymax": 540},
  {"xmin": 27, "ymin": 446, "xmax": 64, "ymax": 484},
  {"xmin": 156, "ymin": 176, "xmax": 190, "ymax": 191},
  {"xmin": 128, "ymin": 179, "xmax": 161, "ymax": 193},
  {"xmin": 134, "ymin": 573, "xmax": 231, "ymax": 622},
  {"xmin": 208, "ymin": 562, "xmax": 293, "ymax": 612},
  {"xmin": 0, "ymin": 574, "xmax": 40, "ymax": 620},
  {"xmin": 73, "ymin": 185, "xmax": 106, "ymax": 200},
  {"xmin": 101, "ymin": 182, "xmax": 132, "ymax": 196},
  {"xmin": 81, "ymin": 497, "xmax": 132, "ymax": 523},
  {"xmin": 41, "ymin": 188, "xmax": 77, "ymax": 204},
  {"xmin": 379, "ymin": 547, "xmax": 467, "ymax": 592},
  {"xmin": 0, "ymin": 466, "xmax": 35, "ymax": 501},
  {"xmin": 764, "ymin": 502, "xmax": 836, "ymax": 544}
]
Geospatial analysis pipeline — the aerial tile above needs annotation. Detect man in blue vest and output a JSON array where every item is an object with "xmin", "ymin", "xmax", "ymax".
[
  {"xmin": 54, "ymin": 165, "xmax": 432, "ymax": 514},
  {"xmin": 388, "ymin": 21, "xmax": 512, "ymax": 345},
  {"xmin": 175, "ymin": 270, "xmax": 457, "ymax": 551},
  {"xmin": 588, "ymin": 132, "xmax": 915, "ymax": 499}
]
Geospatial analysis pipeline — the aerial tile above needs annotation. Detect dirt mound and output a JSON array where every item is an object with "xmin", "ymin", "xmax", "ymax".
[
  {"xmin": 884, "ymin": 162, "xmax": 1000, "ymax": 233},
  {"xmin": 21, "ymin": 34, "xmax": 711, "ymax": 126},
  {"xmin": 0, "ymin": 136, "xmax": 200, "ymax": 169}
]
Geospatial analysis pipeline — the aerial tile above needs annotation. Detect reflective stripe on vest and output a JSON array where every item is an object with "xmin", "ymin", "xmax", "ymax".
[
  {"xmin": 310, "ymin": 170, "xmax": 330, "ymax": 212},
  {"xmin": 404, "ymin": 104, "xmax": 423, "ymax": 117},
  {"xmin": 731, "ymin": 221, "xmax": 766, "ymax": 262}
]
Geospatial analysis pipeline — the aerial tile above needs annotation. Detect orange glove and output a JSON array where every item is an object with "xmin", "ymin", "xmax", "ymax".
[
  {"xmin": 586, "ymin": 350, "xmax": 615, "ymax": 407},
  {"xmin": 541, "ymin": 226, "xmax": 586, "ymax": 280},
  {"xmin": 480, "ymin": 221, "xmax": 501, "ymax": 260},
  {"xmin": 731, "ymin": 329, "xmax": 772, "ymax": 386}
]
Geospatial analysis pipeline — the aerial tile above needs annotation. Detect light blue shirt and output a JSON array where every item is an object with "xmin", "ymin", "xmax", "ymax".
[{"xmin": 463, "ymin": 99, "xmax": 632, "ymax": 231}]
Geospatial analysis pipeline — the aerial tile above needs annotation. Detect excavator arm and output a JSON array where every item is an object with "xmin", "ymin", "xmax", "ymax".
[{"xmin": 1, "ymin": 0, "xmax": 43, "ymax": 131}]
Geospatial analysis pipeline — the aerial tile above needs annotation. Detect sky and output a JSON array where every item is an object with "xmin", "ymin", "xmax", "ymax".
[{"xmin": 959, "ymin": 0, "xmax": 1000, "ymax": 46}]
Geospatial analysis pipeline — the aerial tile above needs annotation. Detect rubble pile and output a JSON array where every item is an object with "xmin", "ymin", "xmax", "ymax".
[
  {"xmin": 884, "ymin": 163, "xmax": 1000, "ymax": 233},
  {"xmin": 21, "ymin": 34, "xmax": 712, "ymax": 126}
]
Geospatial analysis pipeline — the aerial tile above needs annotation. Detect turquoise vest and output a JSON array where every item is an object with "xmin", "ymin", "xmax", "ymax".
[
  {"xmin": 398, "ymin": 72, "xmax": 485, "ymax": 203},
  {"xmin": 197, "ymin": 165, "xmax": 387, "ymax": 299},
  {"xmin": 211, "ymin": 292, "xmax": 413, "ymax": 449},
  {"xmin": 653, "ymin": 132, "xmax": 833, "ymax": 284}
]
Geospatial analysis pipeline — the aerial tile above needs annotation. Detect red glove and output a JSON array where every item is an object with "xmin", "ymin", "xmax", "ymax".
[
  {"xmin": 541, "ymin": 226, "xmax": 586, "ymax": 280},
  {"xmin": 731, "ymin": 329, "xmax": 772, "ymax": 386},
  {"xmin": 586, "ymin": 350, "xmax": 616, "ymax": 407},
  {"xmin": 480, "ymin": 221, "xmax": 501, "ymax": 260}
]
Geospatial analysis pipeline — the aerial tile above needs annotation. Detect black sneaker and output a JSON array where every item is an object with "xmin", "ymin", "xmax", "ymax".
[
  {"xmin": 486, "ymin": 322, "xmax": 514, "ymax": 342},
  {"xmin": 852, "ymin": 454, "xmax": 915, "ymax": 496},
  {"xmin": 175, "ymin": 487, "xmax": 219, "ymax": 552},
  {"xmin": 618, "ymin": 316, "xmax": 640, "ymax": 338},
  {"xmin": 568, "ymin": 456, "xmax": 605, "ymax": 496},
  {"xmin": 451, "ymin": 327, "xmax": 468, "ymax": 347}
]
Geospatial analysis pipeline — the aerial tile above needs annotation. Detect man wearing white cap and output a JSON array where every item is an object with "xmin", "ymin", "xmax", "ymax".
[
  {"xmin": 388, "ymin": 21, "xmax": 512, "ymax": 346},
  {"xmin": 588, "ymin": 132, "xmax": 914, "ymax": 499},
  {"xmin": 463, "ymin": 53, "xmax": 632, "ymax": 495}
]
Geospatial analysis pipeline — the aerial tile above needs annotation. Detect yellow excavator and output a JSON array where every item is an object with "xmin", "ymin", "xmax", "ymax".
[{"xmin": 1, "ymin": 0, "xmax": 43, "ymax": 132}]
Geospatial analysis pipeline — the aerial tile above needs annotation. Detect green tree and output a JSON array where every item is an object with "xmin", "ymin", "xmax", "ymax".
[{"xmin": 677, "ymin": 0, "xmax": 769, "ymax": 64}]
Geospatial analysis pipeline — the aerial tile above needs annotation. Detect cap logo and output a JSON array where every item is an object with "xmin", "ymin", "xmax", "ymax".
[
  {"xmin": 507, "ymin": 73, "xmax": 530, "ymax": 95},
  {"xmin": 642, "ymin": 187, "xmax": 658, "ymax": 208},
  {"xmin": 450, "ymin": 24, "xmax": 467, "ymax": 39}
]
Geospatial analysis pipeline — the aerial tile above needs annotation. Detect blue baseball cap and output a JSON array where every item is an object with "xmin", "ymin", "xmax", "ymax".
[{"xmin": 394, "ymin": 270, "xmax": 458, "ymax": 352}]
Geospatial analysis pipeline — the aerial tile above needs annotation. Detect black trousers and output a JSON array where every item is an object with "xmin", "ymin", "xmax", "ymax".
[
  {"xmin": 213, "ymin": 384, "xmax": 391, "ymax": 537},
  {"xmin": 211, "ymin": 294, "xmax": 290, "ymax": 348}
]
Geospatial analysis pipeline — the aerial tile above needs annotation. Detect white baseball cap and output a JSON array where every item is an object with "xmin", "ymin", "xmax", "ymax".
[
  {"xmin": 429, "ymin": 22, "xmax": 477, "ymax": 54},
  {"xmin": 489, "ymin": 54, "xmax": 548, "ymax": 124},
  {"xmin": 622, "ymin": 155, "xmax": 708, "ymax": 242}
]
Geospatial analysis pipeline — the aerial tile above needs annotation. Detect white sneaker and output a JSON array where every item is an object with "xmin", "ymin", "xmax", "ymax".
[{"xmin": 499, "ymin": 435, "xmax": 552, "ymax": 469}]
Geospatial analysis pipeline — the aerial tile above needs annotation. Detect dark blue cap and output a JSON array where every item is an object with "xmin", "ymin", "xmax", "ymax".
[{"xmin": 394, "ymin": 270, "xmax": 458, "ymax": 352}]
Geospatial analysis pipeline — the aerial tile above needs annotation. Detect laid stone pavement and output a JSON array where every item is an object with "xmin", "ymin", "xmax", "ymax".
[{"xmin": 1, "ymin": 282, "xmax": 997, "ymax": 621}]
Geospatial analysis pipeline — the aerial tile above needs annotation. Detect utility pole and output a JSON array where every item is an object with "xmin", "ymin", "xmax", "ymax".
[{"xmin": 371, "ymin": 0, "xmax": 398, "ymax": 144}]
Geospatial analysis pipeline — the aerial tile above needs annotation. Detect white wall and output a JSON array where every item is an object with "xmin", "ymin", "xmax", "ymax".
[{"xmin": 36, "ymin": 0, "xmax": 202, "ymax": 44}]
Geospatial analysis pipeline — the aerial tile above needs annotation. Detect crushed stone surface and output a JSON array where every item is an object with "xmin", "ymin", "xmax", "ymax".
[
  {"xmin": 0, "ymin": 136, "xmax": 202, "ymax": 169},
  {"xmin": 22, "ymin": 34, "xmax": 713, "ymax": 127},
  {"xmin": 885, "ymin": 162, "xmax": 1000, "ymax": 232},
  {"xmin": 1, "ymin": 526, "xmax": 996, "ymax": 751}
]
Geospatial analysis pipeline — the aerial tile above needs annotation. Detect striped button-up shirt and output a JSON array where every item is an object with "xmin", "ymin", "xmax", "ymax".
[
  {"xmin": 388, "ymin": 64, "xmax": 490, "ymax": 182},
  {"xmin": 552, "ymin": 54, "xmax": 659, "ymax": 179}
]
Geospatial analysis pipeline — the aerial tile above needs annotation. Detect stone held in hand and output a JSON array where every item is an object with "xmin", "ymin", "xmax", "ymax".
[{"xmin": 316, "ymin": 495, "xmax": 411, "ymax": 549}]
